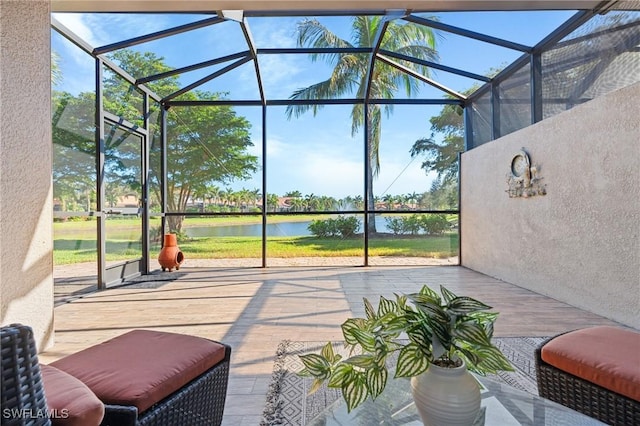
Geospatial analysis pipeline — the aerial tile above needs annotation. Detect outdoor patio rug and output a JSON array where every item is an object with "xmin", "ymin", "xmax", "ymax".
[{"xmin": 260, "ymin": 337, "xmax": 548, "ymax": 426}]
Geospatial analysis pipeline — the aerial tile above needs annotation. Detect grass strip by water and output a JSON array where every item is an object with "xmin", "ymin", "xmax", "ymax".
[{"xmin": 53, "ymin": 234, "xmax": 459, "ymax": 265}]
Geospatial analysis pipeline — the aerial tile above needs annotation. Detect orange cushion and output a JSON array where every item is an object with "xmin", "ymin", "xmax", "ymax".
[
  {"xmin": 40, "ymin": 364, "xmax": 105, "ymax": 426},
  {"xmin": 541, "ymin": 326, "xmax": 640, "ymax": 402},
  {"xmin": 51, "ymin": 330, "xmax": 227, "ymax": 413}
]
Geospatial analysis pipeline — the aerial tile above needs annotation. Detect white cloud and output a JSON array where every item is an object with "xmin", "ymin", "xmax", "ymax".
[
  {"xmin": 376, "ymin": 158, "xmax": 434, "ymax": 197},
  {"xmin": 52, "ymin": 13, "xmax": 177, "ymax": 94},
  {"xmin": 268, "ymin": 150, "xmax": 362, "ymax": 198},
  {"xmin": 53, "ymin": 13, "xmax": 99, "ymax": 46},
  {"xmin": 264, "ymin": 137, "xmax": 287, "ymax": 157},
  {"xmin": 306, "ymin": 153, "xmax": 361, "ymax": 187}
]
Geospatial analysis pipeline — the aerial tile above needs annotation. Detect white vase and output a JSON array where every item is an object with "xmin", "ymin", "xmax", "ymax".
[{"xmin": 410, "ymin": 361, "xmax": 481, "ymax": 426}]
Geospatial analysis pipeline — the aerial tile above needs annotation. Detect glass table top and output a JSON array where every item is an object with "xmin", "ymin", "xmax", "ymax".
[{"xmin": 307, "ymin": 375, "xmax": 606, "ymax": 425}]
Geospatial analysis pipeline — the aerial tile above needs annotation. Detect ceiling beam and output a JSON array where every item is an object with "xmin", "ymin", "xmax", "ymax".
[
  {"xmin": 93, "ymin": 16, "xmax": 225, "ymax": 55},
  {"xmin": 404, "ymin": 15, "xmax": 532, "ymax": 52},
  {"xmin": 51, "ymin": 0, "xmax": 609, "ymax": 13},
  {"xmin": 239, "ymin": 17, "xmax": 267, "ymax": 105},
  {"xmin": 137, "ymin": 51, "xmax": 251, "ymax": 84},
  {"xmin": 162, "ymin": 56, "xmax": 252, "ymax": 102},
  {"xmin": 379, "ymin": 49, "xmax": 491, "ymax": 82},
  {"xmin": 376, "ymin": 54, "xmax": 467, "ymax": 100}
]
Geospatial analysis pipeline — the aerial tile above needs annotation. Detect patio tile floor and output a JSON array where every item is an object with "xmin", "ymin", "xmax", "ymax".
[{"xmin": 41, "ymin": 264, "xmax": 624, "ymax": 425}]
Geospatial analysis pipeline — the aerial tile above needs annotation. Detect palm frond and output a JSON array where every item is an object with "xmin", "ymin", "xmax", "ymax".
[
  {"xmin": 288, "ymin": 15, "xmax": 440, "ymax": 177},
  {"xmin": 285, "ymin": 80, "xmax": 332, "ymax": 119},
  {"xmin": 297, "ymin": 18, "xmax": 353, "ymax": 64},
  {"xmin": 352, "ymin": 16, "xmax": 380, "ymax": 48}
]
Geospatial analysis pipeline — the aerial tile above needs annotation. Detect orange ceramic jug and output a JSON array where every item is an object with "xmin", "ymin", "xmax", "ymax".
[{"xmin": 158, "ymin": 234, "xmax": 184, "ymax": 271}]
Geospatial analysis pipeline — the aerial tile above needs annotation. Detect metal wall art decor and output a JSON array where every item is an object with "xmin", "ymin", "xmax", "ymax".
[{"xmin": 506, "ymin": 148, "xmax": 546, "ymax": 198}]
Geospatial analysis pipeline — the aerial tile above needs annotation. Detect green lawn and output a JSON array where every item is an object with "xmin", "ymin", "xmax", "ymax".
[
  {"xmin": 53, "ymin": 217, "xmax": 459, "ymax": 265},
  {"xmin": 54, "ymin": 234, "xmax": 458, "ymax": 264}
]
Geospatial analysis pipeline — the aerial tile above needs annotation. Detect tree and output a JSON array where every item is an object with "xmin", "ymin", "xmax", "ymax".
[
  {"xmin": 266, "ymin": 193, "xmax": 280, "ymax": 212},
  {"xmin": 105, "ymin": 50, "xmax": 258, "ymax": 232},
  {"xmin": 382, "ymin": 194, "xmax": 394, "ymax": 210},
  {"xmin": 409, "ymin": 73, "xmax": 507, "ymax": 187},
  {"xmin": 410, "ymin": 101, "xmax": 465, "ymax": 186},
  {"xmin": 289, "ymin": 197, "xmax": 305, "ymax": 212},
  {"xmin": 206, "ymin": 184, "xmax": 221, "ymax": 207},
  {"xmin": 352, "ymin": 195, "xmax": 364, "ymax": 210},
  {"xmin": 52, "ymin": 50, "xmax": 258, "ymax": 231},
  {"xmin": 427, "ymin": 176, "xmax": 458, "ymax": 210},
  {"xmin": 284, "ymin": 190, "xmax": 302, "ymax": 198},
  {"xmin": 406, "ymin": 191, "xmax": 420, "ymax": 209},
  {"xmin": 286, "ymin": 17, "xmax": 438, "ymax": 232},
  {"xmin": 52, "ymin": 91, "xmax": 97, "ymax": 212}
]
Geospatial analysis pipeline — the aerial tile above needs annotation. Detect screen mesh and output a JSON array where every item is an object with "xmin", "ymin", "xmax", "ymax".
[
  {"xmin": 499, "ymin": 61, "xmax": 532, "ymax": 138},
  {"xmin": 470, "ymin": 90, "xmax": 492, "ymax": 148},
  {"xmin": 466, "ymin": 10, "xmax": 639, "ymax": 148},
  {"xmin": 542, "ymin": 11, "xmax": 640, "ymax": 119}
]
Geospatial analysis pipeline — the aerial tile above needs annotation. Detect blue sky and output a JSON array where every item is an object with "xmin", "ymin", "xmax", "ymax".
[{"xmin": 52, "ymin": 10, "xmax": 575, "ymax": 199}]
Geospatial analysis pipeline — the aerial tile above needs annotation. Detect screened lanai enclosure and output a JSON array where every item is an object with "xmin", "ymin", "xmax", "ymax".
[{"xmin": 50, "ymin": 4, "xmax": 640, "ymax": 290}]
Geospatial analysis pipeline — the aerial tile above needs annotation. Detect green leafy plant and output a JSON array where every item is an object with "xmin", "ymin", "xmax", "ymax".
[
  {"xmin": 308, "ymin": 215, "xmax": 361, "ymax": 238},
  {"xmin": 298, "ymin": 284, "xmax": 513, "ymax": 412}
]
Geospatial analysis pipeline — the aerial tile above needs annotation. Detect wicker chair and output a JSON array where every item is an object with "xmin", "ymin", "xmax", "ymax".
[
  {"xmin": 535, "ymin": 334, "xmax": 640, "ymax": 425},
  {"xmin": 1, "ymin": 324, "xmax": 51, "ymax": 426},
  {"xmin": 2, "ymin": 324, "xmax": 232, "ymax": 426}
]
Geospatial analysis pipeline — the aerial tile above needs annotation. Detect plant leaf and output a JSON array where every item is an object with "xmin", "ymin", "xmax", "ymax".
[
  {"xmin": 350, "ymin": 328, "xmax": 376, "ymax": 352},
  {"xmin": 366, "ymin": 366, "xmax": 388, "ymax": 399},
  {"xmin": 299, "ymin": 353, "xmax": 331, "ymax": 378},
  {"xmin": 378, "ymin": 296, "xmax": 397, "ymax": 316},
  {"xmin": 309, "ymin": 378, "xmax": 326, "ymax": 395},
  {"xmin": 418, "ymin": 285, "xmax": 440, "ymax": 301},
  {"xmin": 384, "ymin": 315, "xmax": 409, "ymax": 335},
  {"xmin": 395, "ymin": 294, "xmax": 408, "ymax": 309},
  {"xmin": 344, "ymin": 354, "xmax": 376, "ymax": 368},
  {"xmin": 483, "ymin": 319, "xmax": 495, "ymax": 340},
  {"xmin": 320, "ymin": 342, "xmax": 335, "ymax": 361},
  {"xmin": 411, "ymin": 297, "xmax": 449, "ymax": 324},
  {"xmin": 395, "ymin": 344, "xmax": 430, "ymax": 377},
  {"xmin": 454, "ymin": 320, "xmax": 491, "ymax": 346},
  {"xmin": 468, "ymin": 311, "xmax": 498, "ymax": 339},
  {"xmin": 456, "ymin": 346, "xmax": 481, "ymax": 368},
  {"xmin": 448, "ymin": 296, "xmax": 492, "ymax": 314},
  {"xmin": 342, "ymin": 318, "xmax": 367, "ymax": 345},
  {"xmin": 364, "ymin": 297, "xmax": 376, "ymax": 320},
  {"xmin": 406, "ymin": 324, "xmax": 432, "ymax": 354},
  {"xmin": 328, "ymin": 363, "xmax": 353, "ymax": 388},
  {"xmin": 474, "ymin": 346, "xmax": 514, "ymax": 374},
  {"xmin": 427, "ymin": 314, "xmax": 452, "ymax": 348},
  {"xmin": 440, "ymin": 285, "xmax": 457, "ymax": 303},
  {"xmin": 342, "ymin": 373, "xmax": 368, "ymax": 412},
  {"xmin": 408, "ymin": 293, "xmax": 440, "ymax": 308}
]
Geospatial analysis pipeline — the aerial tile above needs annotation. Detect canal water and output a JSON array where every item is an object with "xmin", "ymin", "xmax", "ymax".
[{"xmin": 185, "ymin": 218, "xmax": 392, "ymax": 237}]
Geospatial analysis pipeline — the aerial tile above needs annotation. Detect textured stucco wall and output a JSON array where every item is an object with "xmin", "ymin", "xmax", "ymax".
[
  {"xmin": 0, "ymin": 0, "xmax": 54, "ymax": 349},
  {"xmin": 461, "ymin": 82, "xmax": 640, "ymax": 329}
]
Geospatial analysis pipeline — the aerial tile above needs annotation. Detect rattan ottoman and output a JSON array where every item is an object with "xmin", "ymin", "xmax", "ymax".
[
  {"xmin": 535, "ymin": 326, "xmax": 640, "ymax": 425},
  {"xmin": 51, "ymin": 329, "xmax": 232, "ymax": 426}
]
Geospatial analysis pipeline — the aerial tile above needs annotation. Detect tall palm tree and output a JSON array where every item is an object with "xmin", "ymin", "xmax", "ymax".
[
  {"xmin": 207, "ymin": 184, "xmax": 221, "ymax": 206},
  {"xmin": 266, "ymin": 193, "xmax": 280, "ymax": 212},
  {"xmin": 286, "ymin": 16, "xmax": 438, "ymax": 232}
]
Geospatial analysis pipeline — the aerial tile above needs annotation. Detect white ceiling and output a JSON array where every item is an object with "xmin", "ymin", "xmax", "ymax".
[{"xmin": 51, "ymin": 0, "xmax": 620, "ymax": 13}]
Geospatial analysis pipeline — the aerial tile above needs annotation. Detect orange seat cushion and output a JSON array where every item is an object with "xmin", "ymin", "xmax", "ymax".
[
  {"xmin": 541, "ymin": 326, "xmax": 640, "ymax": 402},
  {"xmin": 51, "ymin": 330, "xmax": 226, "ymax": 413},
  {"xmin": 40, "ymin": 364, "xmax": 105, "ymax": 426}
]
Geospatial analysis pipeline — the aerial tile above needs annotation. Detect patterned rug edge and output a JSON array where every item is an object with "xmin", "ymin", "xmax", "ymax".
[{"xmin": 260, "ymin": 340, "xmax": 291, "ymax": 426}]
